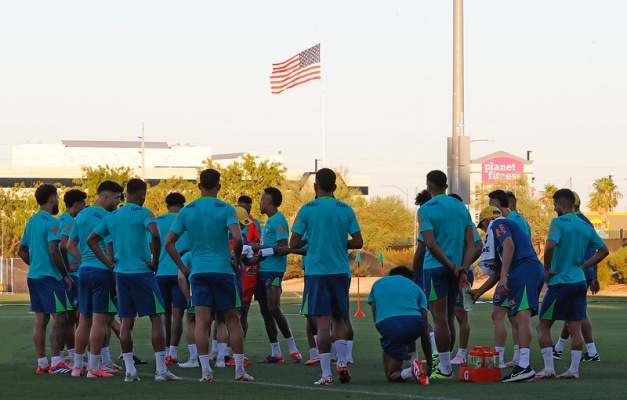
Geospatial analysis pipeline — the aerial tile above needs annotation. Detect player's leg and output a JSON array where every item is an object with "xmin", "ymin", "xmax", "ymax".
[
  {"xmin": 581, "ymin": 314, "xmax": 600, "ymax": 361},
  {"xmin": 536, "ymin": 285, "xmax": 560, "ymax": 379},
  {"xmin": 305, "ymin": 315, "xmax": 320, "ymax": 364},
  {"xmin": 343, "ymin": 314, "xmax": 354, "ymax": 364},
  {"xmin": 507, "ymin": 310, "xmax": 520, "ymax": 366},
  {"xmin": 195, "ymin": 306, "xmax": 214, "ymax": 382},
  {"xmin": 452, "ymin": 306, "xmax": 469, "ymax": 364},
  {"xmin": 34, "ymin": 312, "xmax": 51, "ymax": 370},
  {"xmin": 266, "ymin": 282, "xmax": 301, "ymax": 362}
]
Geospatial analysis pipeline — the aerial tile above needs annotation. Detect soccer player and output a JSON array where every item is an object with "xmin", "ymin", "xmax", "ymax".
[
  {"xmin": 475, "ymin": 206, "xmax": 545, "ymax": 382},
  {"xmin": 368, "ymin": 266, "xmax": 432, "ymax": 384},
  {"xmin": 238, "ymin": 195, "xmax": 263, "ymax": 237},
  {"xmin": 164, "ymin": 169, "xmax": 253, "ymax": 383},
  {"xmin": 505, "ymin": 190, "xmax": 532, "ymax": 236},
  {"xmin": 553, "ymin": 192, "xmax": 601, "ymax": 362},
  {"xmin": 88, "ymin": 178, "xmax": 180, "ymax": 382},
  {"xmin": 58, "ymin": 189, "xmax": 87, "ymax": 366},
  {"xmin": 536, "ymin": 189, "xmax": 608, "ymax": 380},
  {"xmin": 418, "ymin": 170, "xmax": 475, "ymax": 380},
  {"xmin": 253, "ymin": 187, "xmax": 302, "ymax": 364},
  {"xmin": 177, "ymin": 251, "xmax": 199, "ymax": 368},
  {"xmin": 290, "ymin": 168, "xmax": 363, "ymax": 386},
  {"xmin": 155, "ymin": 192, "xmax": 189, "ymax": 366},
  {"xmin": 18, "ymin": 183, "xmax": 74, "ymax": 374},
  {"xmin": 67, "ymin": 181, "xmax": 123, "ymax": 377}
]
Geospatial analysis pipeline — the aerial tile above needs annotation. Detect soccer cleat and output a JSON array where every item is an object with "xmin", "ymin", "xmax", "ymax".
[
  {"xmin": 330, "ymin": 354, "xmax": 338, "ymax": 363},
  {"xmin": 552, "ymin": 347, "xmax": 562, "ymax": 360},
  {"xmin": 71, "ymin": 367, "xmax": 83, "ymax": 377},
  {"xmin": 501, "ymin": 365, "xmax": 536, "ymax": 382},
  {"xmin": 557, "ymin": 370, "xmax": 579, "ymax": 379},
  {"xmin": 36, "ymin": 366, "xmax": 50, "ymax": 374},
  {"xmin": 347, "ymin": 358, "xmax": 355, "ymax": 366},
  {"xmin": 505, "ymin": 359, "xmax": 517, "ymax": 368},
  {"xmin": 534, "ymin": 369, "xmax": 557, "ymax": 380},
  {"xmin": 258, "ymin": 355, "xmax": 284, "ymax": 364},
  {"xmin": 498, "ymin": 363, "xmax": 507, "ymax": 369},
  {"xmin": 450, "ymin": 355, "xmax": 467, "ymax": 365},
  {"xmin": 102, "ymin": 362, "xmax": 123, "ymax": 373},
  {"xmin": 179, "ymin": 359, "xmax": 200, "ymax": 368},
  {"xmin": 431, "ymin": 352, "xmax": 440, "ymax": 367},
  {"xmin": 155, "ymin": 370, "xmax": 182, "ymax": 381},
  {"xmin": 199, "ymin": 371, "xmax": 213, "ymax": 383},
  {"xmin": 133, "ymin": 355, "xmax": 148, "ymax": 365},
  {"xmin": 411, "ymin": 359, "xmax": 429, "ymax": 385},
  {"xmin": 124, "ymin": 372, "xmax": 141, "ymax": 382},
  {"xmin": 290, "ymin": 352, "xmax": 303, "ymax": 364},
  {"xmin": 430, "ymin": 367, "xmax": 455, "ymax": 380},
  {"xmin": 337, "ymin": 365, "xmax": 351, "ymax": 383},
  {"xmin": 234, "ymin": 370, "xmax": 255, "ymax": 382},
  {"xmin": 165, "ymin": 355, "xmax": 178, "ymax": 366},
  {"xmin": 49, "ymin": 362, "xmax": 72, "ymax": 374},
  {"xmin": 215, "ymin": 358, "xmax": 226, "ymax": 368},
  {"xmin": 314, "ymin": 375, "xmax": 333, "ymax": 386},
  {"xmin": 305, "ymin": 356, "xmax": 320, "ymax": 366},
  {"xmin": 208, "ymin": 351, "xmax": 218, "ymax": 361},
  {"xmin": 87, "ymin": 368, "xmax": 114, "ymax": 378},
  {"xmin": 582, "ymin": 352, "xmax": 600, "ymax": 362},
  {"xmin": 225, "ymin": 357, "xmax": 253, "ymax": 366}
]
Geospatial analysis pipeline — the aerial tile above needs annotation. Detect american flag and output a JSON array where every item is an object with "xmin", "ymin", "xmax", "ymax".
[{"xmin": 270, "ymin": 44, "xmax": 321, "ymax": 94}]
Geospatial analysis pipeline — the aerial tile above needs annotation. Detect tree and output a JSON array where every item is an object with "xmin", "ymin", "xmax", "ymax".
[
  {"xmin": 0, "ymin": 183, "xmax": 43, "ymax": 257},
  {"xmin": 588, "ymin": 176, "xmax": 623, "ymax": 225},
  {"xmin": 539, "ymin": 183, "xmax": 558, "ymax": 212},
  {"xmin": 144, "ymin": 177, "xmax": 200, "ymax": 216},
  {"xmin": 73, "ymin": 165, "xmax": 136, "ymax": 204}
]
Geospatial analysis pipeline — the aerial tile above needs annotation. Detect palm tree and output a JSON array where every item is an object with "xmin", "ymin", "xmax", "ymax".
[
  {"xmin": 539, "ymin": 183, "xmax": 558, "ymax": 211},
  {"xmin": 588, "ymin": 176, "xmax": 623, "ymax": 225}
]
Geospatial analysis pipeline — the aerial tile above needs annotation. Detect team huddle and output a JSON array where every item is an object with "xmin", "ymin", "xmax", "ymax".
[{"xmin": 18, "ymin": 167, "xmax": 363, "ymax": 385}]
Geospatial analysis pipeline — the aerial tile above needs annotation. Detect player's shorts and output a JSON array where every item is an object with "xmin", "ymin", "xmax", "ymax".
[
  {"xmin": 79, "ymin": 266, "xmax": 117, "ymax": 316},
  {"xmin": 414, "ymin": 269, "xmax": 424, "ymax": 290},
  {"xmin": 507, "ymin": 263, "xmax": 545, "ymax": 316},
  {"xmin": 116, "ymin": 272, "xmax": 165, "ymax": 318},
  {"xmin": 255, "ymin": 271, "xmax": 284, "ymax": 303},
  {"xmin": 301, "ymin": 273, "xmax": 349, "ymax": 317},
  {"xmin": 423, "ymin": 266, "xmax": 459, "ymax": 305},
  {"xmin": 65, "ymin": 274, "xmax": 80, "ymax": 310},
  {"xmin": 241, "ymin": 265, "xmax": 258, "ymax": 303},
  {"xmin": 28, "ymin": 277, "xmax": 72, "ymax": 314},
  {"xmin": 376, "ymin": 315, "xmax": 424, "ymax": 362},
  {"xmin": 539, "ymin": 281, "xmax": 587, "ymax": 321},
  {"xmin": 156, "ymin": 275, "xmax": 187, "ymax": 309},
  {"xmin": 455, "ymin": 268, "xmax": 474, "ymax": 307},
  {"xmin": 493, "ymin": 284, "xmax": 509, "ymax": 308},
  {"xmin": 190, "ymin": 272, "xmax": 240, "ymax": 311}
]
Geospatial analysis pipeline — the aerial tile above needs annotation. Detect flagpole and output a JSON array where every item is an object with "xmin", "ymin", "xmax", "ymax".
[{"xmin": 321, "ymin": 40, "xmax": 325, "ymax": 167}]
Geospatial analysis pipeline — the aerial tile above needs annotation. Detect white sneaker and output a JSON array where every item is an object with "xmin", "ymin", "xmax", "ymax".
[
  {"xmin": 155, "ymin": 369, "xmax": 182, "ymax": 381},
  {"xmin": 450, "ymin": 355, "xmax": 467, "ymax": 365},
  {"xmin": 215, "ymin": 358, "xmax": 226, "ymax": 368},
  {"xmin": 124, "ymin": 372, "xmax": 140, "ymax": 382},
  {"xmin": 179, "ymin": 359, "xmax": 200, "ymax": 368},
  {"xmin": 208, "ymin": 351, "xmax": 218, "ymax": 361},
  {"xmin": 234, "ymin": 370, "xmax": 255, "ymax": 381},
  {"xmin": 102, "ymin": 362, "xmax": 123, "ymax": 373}
]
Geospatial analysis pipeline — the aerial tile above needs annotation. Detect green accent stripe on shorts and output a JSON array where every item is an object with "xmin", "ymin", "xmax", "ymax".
[
  {"xmin": 301, "ymin": 295, "xmax": 309, "ymax": 315},
  {"xmin": 54, "ymin": 293, "xmax": 66, "ymax": 313},
  {"xmin": 154, "ymin": 292, "xmax": 165, "ymax": 314},
  {"xmin": 541, "ymin": 299, "xmax": 556, "ymax": 320},
  {"xmin": 428, "ymin": 278, "xmax": 438, "ymax": 302},
  {"xmin": 235, "ymin": 285, "xmax": 241, "ymax": 308},
  {"xmin": 108, "ymin": 295, "xmax": 118, "ymax": 313},
  {"xmin": 271, "ymin": 277, "xmax": 281, "ymax": 287},
  {"xmin": 519, "ymin": 286, "xmax": 530, "ymax": 311}
]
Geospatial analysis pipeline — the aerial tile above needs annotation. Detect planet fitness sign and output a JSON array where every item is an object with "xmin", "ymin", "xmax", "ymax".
[{"xmin": 482, "ymin": 157, "xmax": 523, "ymax": 184}]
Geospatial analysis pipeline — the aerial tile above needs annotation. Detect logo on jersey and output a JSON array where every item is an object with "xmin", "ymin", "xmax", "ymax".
[{"xmin": 52, "ymin": 226, "xmax": 59, "ymax": 234}]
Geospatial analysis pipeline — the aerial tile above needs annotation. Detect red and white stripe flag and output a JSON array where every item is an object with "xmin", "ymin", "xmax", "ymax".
[{"xmin": 270, "ymin": 44, "xmax": 321, "ymax": 94}]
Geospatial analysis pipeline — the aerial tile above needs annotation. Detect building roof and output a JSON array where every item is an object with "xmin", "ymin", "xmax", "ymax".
[
  {"xmin": 61, "ymin": 140, "xmax": 170, "ymax": 149},
  {"xmin": 470, "ymin": 150, "xmax": 532, "ymax": 164}
]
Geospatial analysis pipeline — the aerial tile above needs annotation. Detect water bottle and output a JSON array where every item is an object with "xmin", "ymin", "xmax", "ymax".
[{"xmin": 462, "ymin": 281, "xmax": 473, "ymax": 311}]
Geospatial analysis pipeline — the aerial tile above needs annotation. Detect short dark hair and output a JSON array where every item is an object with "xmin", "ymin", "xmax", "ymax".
[
  {"xmin": 389, "ymin": 266, "xmax": 413, "ymax": 280},
  {"xmin": 127, "ymin": 178, "xmax": 147, "ymax": 195},
  {"xmin": 449, "ymin": 193, "xmax": 463, "ymax": 202},
  {"xmin": 165, "ymin": 192, "xmax": 186, "ymax": 207},
  {"xmin": 199, "ymin": 169, "xmax": 220, "ymax": 190},
  {"xmin": 426, "ymin": 170, "xmax": 447, "ymax": 190},
  {"xmin": 553, "ymin": 188, "xmax": 576, "ymax": 205},
  {"xmin": 237, "ymin": 195, "xmax": 253, "ymax": 205},
  {"xmin": 97, "ymin": 180, "xmax": 124, "ymax": 194},
  {"xmin": 35, "ymin": 184, "xmax": 57, "ymax": 206},
  {"xmin": 488, "ymin": 189, "xmax": 509, "ymax": 208},
  {"xmin": 415, "ymin": 189, "xmax": 431, "ymax": 206},
  {"xmin": 316, "ymin": 168, "xmax": 336, "ymax": 192},
  {"xmin": 264, "ymin": 187, "xmax": 283, "ymax": 207},
  {"xmin": 64, "ymin": 189, "xmax": 87, "ymax": 208}
]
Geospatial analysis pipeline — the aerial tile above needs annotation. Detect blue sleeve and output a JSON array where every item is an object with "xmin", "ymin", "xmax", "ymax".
[
  {"xmin": 348, "ymin": 208, "xmax": 361, "ymax": 235},
  {"xmin": 92, "ymin": 219, "xmax": 110, "ymax": 238},
  {"xmin": 170, "ymin": 211, "xmax": 186, "ymax": 236},
  {"xmin": 48, "ymin": 218, "xmax": 61, "ymax": 243},
  {"xmin": 418, "ymin": 207, "xmax": 433, "ymax": 233},
  {"xmin": 588, "ymin": 229, "xmax": 606, "ymax": 252},
  {"xmin": 291, "ymin": 206, "xmax": 307, "ymax": 235},
  {"xmin": 226, "ymin": 205, "xmax": 239, "ymax": 228},
  {"xmin": 143, "ymin": 208, "xmax": 157, "ymax": 229},
  {"xmin": 547, "ymin": 219, "xmax": 561, "ymax": 244}
]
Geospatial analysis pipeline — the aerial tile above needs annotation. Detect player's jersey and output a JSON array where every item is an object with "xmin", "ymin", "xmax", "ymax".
[
  {"xmin": 547, "ymin": 213, "xmax": 606, "ymax": 285},
  {"xmin": 170, "ymin": 197, "xmax": 239, "ymax": 277},
  {"xmin": 259, "ymin": 212, "xmax": 289, "ymax": 273},
  {"xmin": 292, "ymin": 196, "xmax": 360, "ymax": 276},
  {"xmin": 367, "ymin": 275, "xmax": 428, "ymax": 324},
  {"xmin": 418, "ymin": 194, "xmax": 474, "ymax": 270},
  {"xmin": 575, "ymin": 211, "xmax": 596, "ymax": 281},
  {"xmin": 508, "ymin": 211, "xmax": 531, "ymax": 237},
  {"xmin": 489, "ymin": 218, "xmax": 542, "ymax": 270},
  {"xmin": 21, "ymin": 210, "xmax": 62, "ymax": 280},
  {"xmin": 93, "ymin": 202, "xmax": 156, "ymax": 274},
  {"xmin": 155, "ymin": 213, "xmax": 189, "ymax": 277},
  {"xmin": 58, "ymin": 211, "xmax": 78, "ymax": 276},
  {"xmin": 70, "ymin": 205, "xmax": 110, "ymax": 270}
]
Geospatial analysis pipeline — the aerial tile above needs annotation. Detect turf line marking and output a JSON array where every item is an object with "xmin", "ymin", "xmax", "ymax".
[{"xmin": 138, "ymin": 372, "xmax": 459, "ymax": 400}]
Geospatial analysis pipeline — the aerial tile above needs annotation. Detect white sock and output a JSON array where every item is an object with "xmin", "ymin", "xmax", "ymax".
[
  {"xmin": 346, "ymin": 340, "xmax": 354, "ymax": 360},
  {"xmin": 456, "ymin": 348, "xmax": 467, "ymax": 359},
  {"xmin": 170, "ymin": 346, "xmax": 178, "ymax": 360},
  {"xmin": 38, "ymin": 357, "xmax": 49, "ymax": 368},
  {"xmin": 74, "ymin": 353, "xmax": 84, "ymax": 370},
  {"xmin": 155, "ymin": 351, "xmax": 167, "ymax": 374},
  {"xmin": 541, "ymin": 347, "xmax": 555, "ymax": 372},
  {"xmin": 188, "ymin": 344, "xmax": 198, "ymax": 360},
  {"xmin": 218, "ymin": 343, "xmax": 228, "ymax": 360},
  {"xmin": 401, "ymin": 367, "xmax": 413, "ymax": 380},
  {"xmin": 438, "ymin": 351, "xmax": 452, "ymax": 375},
  {"xmin": 309, "ymin": 347, "xmax": 318, "ymax": 360},
  {"xmin": 166, "ymin": 346, "xmax": 170, "ymax": 357},
  {"xmin": 429, "ymin": 332, "xmax": 437, "ymax": 352},
  {"xmin": 68, "ymin": 348, "xmax": 75, "ymax": 363},
  {"xmin": 319, "ymin": 353, "xmax": 332, "ymax": 377},
  {"xmin": 271, "ymin": 342, "xmax": 281, "ymax": 356},
  {"xmin": 330, "ymin": 342, "xmax": 337, "ymax": 358},
  {"xmin": 234, "ymin": 353, "xmax": 245, "ymax": 372},
  {"xmin": 123, "ymin": 352, "xmax": 136, "ymax": 375},
  {"xmin": 409, "ymin": 351, "xmax": 418, "ymax": 362},
  {"xmin": 554, "ymin": 337, "xmax": 567, "ymax": 352},
  {"xmin": 569, "ymin": 350, "xmax": 582, "ymax": 373},
  {"xmin": 101, "ymin": 347, "xmax": 112, "ymax": 364},
  {"xmin": 495, "ymin": 346, "xmax": 505, "ymax": 365},
  {"xmin": 586, "ymin": 342, "xmax": 598, "ymax": 356},
  {"xmin": 199, "ymin": 354, "xmax": 212, "ymax": 373},
  {"xmin": 313, "ymin": 335, "xmax": 318, "ymax": 347},
  {"xmin": 286, "ymin": 337, "xmax": 298, "ymax": 354},
  {"xmin": 88, "ymin": 353, "xmax": 101, "ymax": 372},
  {"xmin": 51, "ymin": 355, "xmax": 62, "ymax": 366},
  {"xmin": 227, "ymin": 346, "xmax": 232, "ymax": 357},
  {"xmin": 211, "ymin": 340, "xmax": 218, "ymax": 354},
  {"xmin": 519, "ymin": 348, "xmax": 531, "ymax": 369},
  {"xmin": 335, "ymin": 339, "xmax": 348, "ymax": 365},
  {"xmin": 513, "ymin": 345, "xmax": 520, "ymax": 363}
]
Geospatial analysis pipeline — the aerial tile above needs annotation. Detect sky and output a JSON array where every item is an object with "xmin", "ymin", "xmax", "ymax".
[{"xmin": 1, "ymin": 1, "xmax": 626, "ymax": 211}]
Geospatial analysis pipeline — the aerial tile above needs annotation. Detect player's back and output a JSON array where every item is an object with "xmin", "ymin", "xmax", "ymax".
[
  {"xmin": 549, "ymin": 214, "xmax": 600, "ymax": 284},
  {"xmin": 22, "ymin": 210, "xmax": 61, "ymax": 279},
  {"xmin": 104, "ymin": 203, "xmax": 154, "ymax": 273},
  {"xmin": 72, "ymin": 205, "xmax": 109, "ymax": 269}
]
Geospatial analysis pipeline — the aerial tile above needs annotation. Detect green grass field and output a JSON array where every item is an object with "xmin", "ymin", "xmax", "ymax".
[{"xmin": 1, "ymin": 291, "xmax": 625, "ymax": 400}]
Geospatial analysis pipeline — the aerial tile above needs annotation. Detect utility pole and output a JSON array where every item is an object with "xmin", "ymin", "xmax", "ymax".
[
  {"xmin": 141, "ymin": 122, "xmax": 145, "ymax": 181},
  {"xmin": 450, "ymin": 0, "xmax": 464, "ymax": 195}
]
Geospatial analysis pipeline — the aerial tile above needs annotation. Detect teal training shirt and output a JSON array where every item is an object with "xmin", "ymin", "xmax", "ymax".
[
  {"xmin": 155, "ymin": 213, "xmax": 189, "ymax": 277},
  {"xmin": 58, "ymin": 211, "xmax": 78, "ymax": 276},
  {"xmin": 508, "ymin": 211, "xmax": 532, "ymax": 238},
  {"xmin": 418, "ymin": 194, "xmax": 474, "ymax": 270},
  {"xmin": 367, "ymin": 275, "xmax": 427, "ymax": 324},
  {"xmin": 69, "ymin": 205, "xmax": 110, "ymax": 271},
  {"xmin": 170, "ymin": 197, "xmax": 239, "ymax": 277},
  {"xmin": 259, "ymin": 212, "xmax": 289, "ymax": 273},
  {"xmin": 21, "ymin": 210, "xmax": 62, "ymax": 280},
  {"xmin": 547, "ymin": 213, "xmax": 606, "ymax": 285},
  {"xmin": 292, "ymin": 196, "xmax": 361, "ymax": 276},
  {"xmin": 93, "ymin": 203, "xmax": 156, "ymax": 274}
]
